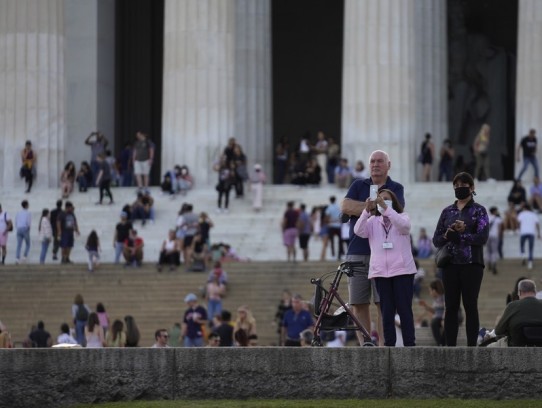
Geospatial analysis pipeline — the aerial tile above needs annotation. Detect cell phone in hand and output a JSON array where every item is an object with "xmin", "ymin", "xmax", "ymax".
[{"xmin": 370, "ymin": 185, "xmax": 378, "ymax": 201}]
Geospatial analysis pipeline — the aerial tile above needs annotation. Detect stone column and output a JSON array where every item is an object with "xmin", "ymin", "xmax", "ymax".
[
  {"xmin": 342, "ymin": 0, "xmax": 416, "ymax": 183},
  {"xmin": 413, "ymin": 0, "xmax": 447, "ymax": 181},
  {"xmin": 162, "ymin": 0, "xmax": 236, "ymax": 186},
  {"xmin": 516, "ymin": 0, "xmax": 542, "ymax": 178},
  {"xmin": 162, "ymin": 0, "xmax": 272, "ymax": 185},
  {"xmin": 234, "ymin": 0, "xmax": 272, "ymax": 176},
  {"xmin": 0, "ymin": 0, "xmax": 65, "ymax": 188}
]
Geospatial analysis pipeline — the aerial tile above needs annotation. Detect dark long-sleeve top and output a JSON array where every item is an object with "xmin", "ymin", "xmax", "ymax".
[{"xmin": 432, "ymin": 199, "xmax": 489, "ymax": 266}]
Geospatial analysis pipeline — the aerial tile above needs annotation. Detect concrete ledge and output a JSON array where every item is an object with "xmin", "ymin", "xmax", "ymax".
[{"xmin": 1, "ymin": 347, "xmax": 541, "ymax": 407}]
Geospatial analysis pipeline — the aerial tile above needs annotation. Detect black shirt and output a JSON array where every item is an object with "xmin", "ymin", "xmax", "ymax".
[{"xmin": 115, "ymin": 221, "xmax": 133, "ymax": 243}]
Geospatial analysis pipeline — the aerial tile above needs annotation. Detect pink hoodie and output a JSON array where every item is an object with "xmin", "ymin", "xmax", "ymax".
[{"xmin": 353, "ymin": 207, "xmax": 416, "ymax": 279}]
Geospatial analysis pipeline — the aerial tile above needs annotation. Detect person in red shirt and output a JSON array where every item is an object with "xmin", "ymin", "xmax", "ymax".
[{"xmin": 123, "ymin": 229, "xmax": 144, "ymax": 267}]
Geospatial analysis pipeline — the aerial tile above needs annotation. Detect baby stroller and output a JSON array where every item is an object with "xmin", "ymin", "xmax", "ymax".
[{"xmin": 310, "ymin": 261, "xmax": 373, "ymax": 346}]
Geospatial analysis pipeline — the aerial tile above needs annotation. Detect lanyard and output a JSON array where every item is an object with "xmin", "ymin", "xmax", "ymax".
[{"xmin": 382, "ymin": 218, "xmax": 392, "ymax": 240}]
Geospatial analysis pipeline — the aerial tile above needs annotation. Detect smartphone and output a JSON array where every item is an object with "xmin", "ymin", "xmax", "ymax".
[{"xmin": 370, "ymin": 185, "xmax": 378, "ymax": 200}]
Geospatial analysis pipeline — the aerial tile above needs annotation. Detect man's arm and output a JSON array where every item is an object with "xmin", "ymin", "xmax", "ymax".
[{"xmin": 341, "ymin": 197, "xmax": 367, "ymax": 218}]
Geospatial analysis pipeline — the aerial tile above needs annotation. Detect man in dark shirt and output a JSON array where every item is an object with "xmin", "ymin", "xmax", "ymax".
[
  {"xmin": 50, "ymin": 200, "xmax": 63, "ymax": 261},
  {"xmin": 114, "ymin": 212, "xmax": 133, "ymax": 264},
  {"xmin": 516, "ymin": 128, "xmax": 539, "ymax": 180},
  {"xmin": 29, "ymin": 321, "xmax": 52, "ymax": 348},
  {"xmin": 57, "ymin": 201, "xmax": 80, "ymax": 264},
  {"xmin": 214, "ymin": 310, "xmax": 234, "ymax": 347},
  {"xmin": 492, "ymin": 279, "xmax": 542, "ymax": 347},
  {"xmin": 95, "ymin": 153, "xmax": 114, "ymax": 205},
  {"xmin": 282, "ymin": 201, "xmax": 299, "ymax": 262}
]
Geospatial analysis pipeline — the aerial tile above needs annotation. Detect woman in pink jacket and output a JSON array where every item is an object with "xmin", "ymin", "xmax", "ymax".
[{"xmin": 353, "ymin": 189, "xmax": 416, "ymax": 346}]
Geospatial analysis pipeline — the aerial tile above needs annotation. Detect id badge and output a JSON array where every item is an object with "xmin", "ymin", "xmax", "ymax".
[{"xmin": 382, "ymin": 242, "xmax": 393, "ymax": 249}]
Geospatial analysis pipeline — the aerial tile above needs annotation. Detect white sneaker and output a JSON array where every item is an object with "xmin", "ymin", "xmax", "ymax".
[{"xmin": 528, "ymin": 261, "xmax": 533, "ymax": 270}]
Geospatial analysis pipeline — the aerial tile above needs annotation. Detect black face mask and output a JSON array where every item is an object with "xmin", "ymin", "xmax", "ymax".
[{"xmin": 455, "ymin": 186, "xmax": 471, "ymax": 200}]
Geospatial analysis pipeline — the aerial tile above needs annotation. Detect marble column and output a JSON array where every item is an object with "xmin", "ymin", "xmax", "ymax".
[
  {"xmin": 516, "ymin": 0, "xmax": 542, "ymax": 178},
  {"xmin": 162, "ymin": 0, "xmax": 235, "ymax": 186},
  {"xmin": 234, "ymin": 0, "xmax": 272, "ymax": 177},
  {"xmin": 342, "ymin": 0, "xmax": 416, "ymax": 183},
  {"xmin": 0, "ymin": 0, "xmax": 65, "ymax": 188},
  {"xmin": 413, "ymin": 0, "xmax": 447, "ymax": 181},
  {"xmin": 162, "ymin": 0, "xmax": 272, "ymax": 185}
]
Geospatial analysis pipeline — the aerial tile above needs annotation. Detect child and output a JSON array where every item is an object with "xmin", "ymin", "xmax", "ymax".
[
  {"xmin": 418, "ymin": 279, "xmax": 445, "ymax": 346},
  {"xmin": 85, "ymin": 230, "xmax": 100, "ymax": 272},
  {"xmin": 96, "ymin": 302, "xmax": 110, "ymax": 337}
]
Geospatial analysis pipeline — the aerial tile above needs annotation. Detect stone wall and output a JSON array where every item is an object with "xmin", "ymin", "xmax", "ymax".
[{"xmin": 1, "ymin": 347, "xmax": 541, "ymax": 407}]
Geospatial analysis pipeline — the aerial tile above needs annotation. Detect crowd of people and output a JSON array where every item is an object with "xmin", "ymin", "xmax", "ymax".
[{"xmin": 2, "ymin": 129, "xmax": 542, "ymax": 349}]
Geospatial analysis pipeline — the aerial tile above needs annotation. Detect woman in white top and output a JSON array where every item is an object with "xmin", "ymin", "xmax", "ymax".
[
  {"xmin": 85, "ymin": 312, "xmax": 105, "ymax": 348},
  {"xmin": 157, "ymin": 229, "xmax": 181, "ymax": 271},
  {"xmin": 38, "ymin": 209, "xmax": 53, "ymax": 264}
]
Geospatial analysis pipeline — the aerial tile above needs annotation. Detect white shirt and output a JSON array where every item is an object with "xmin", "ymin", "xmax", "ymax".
[
  {"xmin": 517, "ymin": 210, "xmax": 539, "ymax": 235},
  {"xmin": 488, "ymin": 214, "xmax": 503, "ymax": 238},
  {"xmin": 57, "ymin": 333, "xmax": 78, "ymax": 345}
]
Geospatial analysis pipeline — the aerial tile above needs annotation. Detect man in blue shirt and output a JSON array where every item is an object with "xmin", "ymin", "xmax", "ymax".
[
  {"xmin": 341, "ymin": 150, "xmax": 405, "ymax": 345},
  {"xmin": 281, "ymin": 294, "xmax": 314, "ymax": 346}
]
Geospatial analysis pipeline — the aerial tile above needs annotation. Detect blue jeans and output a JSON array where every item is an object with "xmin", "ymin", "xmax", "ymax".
[
  {"xmin": 16, "ymin": 227, "xmax": 30, "ymax": 260},
  {"xmin": 374, "ymin": 274, "xmax": 415, "ymax": 347},
  {"xmin": 40, "ymin": 238, "xmax": 51, "ymax": 264},
  {"xmin": 114, "ymin": 242, "xmax": 124, "ymax": 264},
  {"xmin": 207, "ymin": 299, "xmax": 222, "ymax": 322},
  {"xmin": 517, "ymin": 156, "xmax": 540, "ymax": 180},
  {"xmin": 183, "ymin": 336, "xmax": 204, "ymax": 347},
  {"xmin": 75, "ymin": 319, "xmax": 87, "ymax": 346},
  {"xmin": 520, "ymin": 234, "xmax": 535, "ymax": 261}
]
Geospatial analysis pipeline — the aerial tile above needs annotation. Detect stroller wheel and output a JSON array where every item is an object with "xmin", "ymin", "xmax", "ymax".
[
  {"xmin": 311, "ymin": 337, "xmax": 323, "ymax": 347},
  {"xmin": 362, "ymin": 341, "xmax": 376, "ymax": 347}
]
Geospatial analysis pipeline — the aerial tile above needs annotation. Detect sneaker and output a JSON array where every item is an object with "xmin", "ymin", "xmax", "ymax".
[
  {"xmin": 52, "ymin": 255, "xmax": 58, "ymax": 261},
  {"xmin": 528, "ymin": 261, "xmax": 533, "ymax": 270},
  {"xmin": 15, "ymin": 259, "xmax": 20, "ymax": 265},
  {"xmin": 522, "ymin": 258, "xmax": 527, "ymax": 266},
  {"xmin": 223, "ymin": 208, "xmax": 229, "ymax": 214}
]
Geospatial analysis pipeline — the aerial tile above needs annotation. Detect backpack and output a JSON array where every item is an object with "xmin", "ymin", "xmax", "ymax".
[{"xmin": 76, "ymin": 304, "xmax": 89, "ymax": 321}]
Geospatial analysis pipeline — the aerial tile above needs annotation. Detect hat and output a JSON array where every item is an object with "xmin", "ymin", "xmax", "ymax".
[
  {"xmin": 254, "ymin": 164, "xmax": 262, "ymax": 170},
  {"xmin": 120, "ymin": 211, "xmax": 128, "ymax": 218},
  {"xmin": 184, "ymin": 293, "xmax": 198, "ymax": 303}
]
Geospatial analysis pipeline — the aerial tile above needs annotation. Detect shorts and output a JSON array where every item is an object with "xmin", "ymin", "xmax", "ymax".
[
  {"xmin": 60, "ymin": 231, "xmax": 75, "ymax": 249},
  {"xmin": 299, "ymin": 233, "xmax": 310, "ymax": 249},
  {"xmin": 283, "ymin": 228, "xmax": 298, "ymax": 247},
  {"xmin": 134, "ymin": 160, "xmax": 150, "ymax": 176},
  {"xmin": 183, "ymin": 235, "xmax": 194, "ymax": 248},
  {"xmin": 346, "ymin": 254, "xmax": 380, "ymax": 304}
]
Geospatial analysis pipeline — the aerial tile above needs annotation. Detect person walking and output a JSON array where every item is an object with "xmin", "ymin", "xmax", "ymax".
[
  {"xmin": 517, "ymin": 203, "xmax": 541, "ymax": 270},
  {"xmin": 15, "ymin": 200, "xmax": 31, "ymax": 264},
  {"xmin": 432, "ymin": 172, "xmax": 489, "ymax": 346},
  {"xmin": 353, "ymin": 189, "xmax": 417, "ymax": 346},
  {"xmin": 282, "ymin": 201, "xmax": 299, "ymax": 262},
  {"xmin": 516, "ymin": 128, "xmax": 539, "ymax": 180},
  {"xmin": 57, "ymin": 201, "xmax": 80, "ymax": 264},
  {"xmin": 38, "ymin": 209, "xmax": 53, "ymax": 264},
  {"xmin": 50, "ymin": 200, "xmax": 63, "ymax": 261},
  {"xmin": 95, "ymin": 154, "xmax": 114, "ymax": 205},
  {"xmin": 341, "ymin": 150, "xmax": 405, "ymax": 346}
]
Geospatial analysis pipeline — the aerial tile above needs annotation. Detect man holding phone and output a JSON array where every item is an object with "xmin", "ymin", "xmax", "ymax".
[{"xmin": 341, "ymin": 150, "xmax": 405, "ymax": 345}]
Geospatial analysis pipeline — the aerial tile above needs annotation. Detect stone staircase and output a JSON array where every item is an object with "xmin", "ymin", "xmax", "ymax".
[
  {"xmin": 0, "ymin": 259, "xmax": 538, "ymax": 347},
  {"xmin": 0, "ymin": 180, "xmax": 532, "ymax": 265}
]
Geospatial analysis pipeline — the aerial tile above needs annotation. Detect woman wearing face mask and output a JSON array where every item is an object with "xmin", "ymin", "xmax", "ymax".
[
  {"xmin": 353, "ymin": 189, "xmax": 417, "ymax": 347},
  {"xmin": 432, "ymin": 172, "xmax": 489, "ymax": 347}
]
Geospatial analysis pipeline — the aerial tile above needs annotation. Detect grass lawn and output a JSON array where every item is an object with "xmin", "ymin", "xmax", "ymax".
[{"xmin": 76, "ymin": 400, "xmax": 541, "ymax": 408}]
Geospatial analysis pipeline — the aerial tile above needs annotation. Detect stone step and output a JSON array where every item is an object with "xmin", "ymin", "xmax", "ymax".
[{"xmin": 0, "ymin": 259, "xmax": 534, "ymax": 347}]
